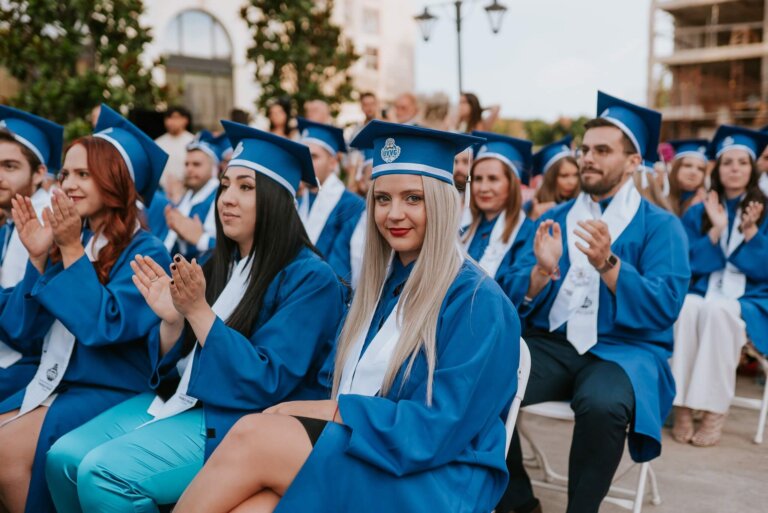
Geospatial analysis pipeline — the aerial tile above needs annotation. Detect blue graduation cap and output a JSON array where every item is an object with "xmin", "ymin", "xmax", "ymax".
[
  {"xmin": 668, "ymin": 139, "xmax": 708, "ymax": 163},
  {"xmin": 222, "ymin": 120, "xmax": 317, "ymax": 197},
  {"xmin": 0, "ymin": 105, "xmax": 64, "ymax": 171},
  {"xmin": 297, "ymin": 117, "xmax": 347, "ymax": 155},
  {"xmin": 212, "ymin": 132, "xmax": 233, "ymax": 161},
  {"xmin": 708, "ymin": 125, "xmax": 768, "ymax": 161},
  {"xmin": 471, "ymin": 131, "xmax": 533, "ymax": 185},
  {"xmin": 532, "ymin": 135, "xmax": 573, "ymax": 177},
  {"xmin": 187, "ymin": 130, "xmax": 221, "ymax": 164},
  {"xmin": 350, "ymin": 120, "xmax": 483, "ymax": 185},
  {"xmin": 361, "ymin": 148, "xmax": 374, "ymax": 167},
  {"xmin": 93, "ymin": 104, "xmax": 168, "ymax": 206},
  {"xmin": 596, "ymin": 91, "xmax": 661, "ymax": 163}
]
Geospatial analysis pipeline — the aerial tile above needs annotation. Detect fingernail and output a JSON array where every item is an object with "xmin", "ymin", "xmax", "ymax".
[
  {"xmin": 174, "ymin": 255, "xmax": 181, "ymax": 262},
  {"xmin": 170, "ymin": 280, "xmax": 174, "ymax": 285}
]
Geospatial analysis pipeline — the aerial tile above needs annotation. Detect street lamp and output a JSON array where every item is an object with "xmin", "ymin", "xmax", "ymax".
[{"xmin": 414, "ymin": 0, "xmax": 508, "ymax": 97}]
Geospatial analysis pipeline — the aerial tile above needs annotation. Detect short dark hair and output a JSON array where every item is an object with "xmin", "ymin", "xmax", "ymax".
[
  {"xmin": 360, "ymin": 91, "xmax": 376, "ymax": 101},
  {"xmin": 165, "ymin": 105, "xmax": 192, "ymax": 122},
  {"xmin": 584, "ymin": 118, "xmax": 636, "ymax": 154},
  {"xmin": 0, "ymin": 129, "xmax": 43, "ymax": 170},
  {"xmin": 230, "ymin": 108, "xmax": 251, "ymax": 125}
]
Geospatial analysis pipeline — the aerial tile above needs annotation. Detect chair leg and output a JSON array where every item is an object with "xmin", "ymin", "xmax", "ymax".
[
  {"xmin": 755, "ymin": 359, "xmax": 768, "ymax": 444},
  {"xmin": 647, "ymin": 464, "xmax": 662, "ymax": 506},
  {"xmin": 631, "ymin": 463, "xmax": 649, "ymax": 513}
]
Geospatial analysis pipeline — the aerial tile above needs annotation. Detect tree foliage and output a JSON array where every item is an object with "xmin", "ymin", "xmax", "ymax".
[
  {"xmin": 0, "ymin": 0, "xmax": 165, "ymax": 132},
  {"xmin": 240, "ymin": 0, "xmax": 358, "ymax": 117}
]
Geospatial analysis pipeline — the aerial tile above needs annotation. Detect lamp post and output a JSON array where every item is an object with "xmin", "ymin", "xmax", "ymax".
[{"xmin": 414, "ymin": 0, "xmax": 508, "ymax": 98}]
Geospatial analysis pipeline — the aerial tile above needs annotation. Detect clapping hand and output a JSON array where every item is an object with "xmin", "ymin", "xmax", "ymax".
[
  {"xmin": 45, "ymin": 189, "xmax": 83, "ymax": 250},
  {"xmin": 533, "ymin": 220, "xmax": 563, "ymax": 274},
  {"xmin": 740, "ymin": 201, "xmax": 764, "ymax": 242},
  {"xmin": 11, "ymin": 194, "xmax": 52, "ymax": 261},
  {"xmin": 169, "ymin": 255, "xmax": 208, "ymax": 318},
  {"xmin": 131, "ymin": 254, "xmax": 182, "ymax": 325},
  {"xmin": 574, "ymin": 220, "xmax": 612, "ymax": 270}
]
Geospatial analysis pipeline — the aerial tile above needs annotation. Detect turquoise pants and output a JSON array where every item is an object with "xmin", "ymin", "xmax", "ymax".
[{"xmin": 45, "ymin": 392, "xmax": 205, "ymax": 513}]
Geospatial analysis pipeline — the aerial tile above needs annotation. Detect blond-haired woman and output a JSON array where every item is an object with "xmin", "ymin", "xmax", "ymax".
[{"xmin": 173, "ymin": 121, "xmax": 522, "ymax": 513}]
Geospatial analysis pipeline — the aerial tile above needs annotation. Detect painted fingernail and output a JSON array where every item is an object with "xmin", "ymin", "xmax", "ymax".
[
  {"xmin": 174, "ymin": 255, "xmax": 181, "ymax": 262},
  {"xmin": 170, "ymin": 280, "xmax": 174, "ymax": 285},
  {"xmin": 171, "ymin": 264, "xmax": 176, "ymax": 271}
]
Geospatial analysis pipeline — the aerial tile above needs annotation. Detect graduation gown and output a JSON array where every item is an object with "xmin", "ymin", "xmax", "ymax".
[
  {"xmin": 150, "ymin": 247, "xmax": 346, "ymax": 458},
  {"xmin": 275, "ymin": 260, "xmax": 521, "ymax": 513},
  {"xmin": 464, "ymin": 213, "xmax": 535, "ymax": 305},
  {"xmin": 682, "ymin": 200, "xmax": 768, "ymax": 355},
  {"xmin": 143, "ymin": 190, "xmax": 171, "ymax": 240},
  {"xmin": 501, "ymin": 198, "xmax": 690, "ymax": 462},
  {"xmin": 306, "ymin": 189, "xmax": 365, "ymax": 283},
  {"xmin": 0, "ymin": 229, "xmax": 171, "ymax": 513},
  {"xmin": 163, "ymin": 180, "xmax": 219, "ymax": 262}
]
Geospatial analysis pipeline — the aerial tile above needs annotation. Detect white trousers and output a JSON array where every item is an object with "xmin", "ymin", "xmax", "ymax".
[{"xmin": 672, "ymin": 293, "xmax": 748, "ymax": 414}]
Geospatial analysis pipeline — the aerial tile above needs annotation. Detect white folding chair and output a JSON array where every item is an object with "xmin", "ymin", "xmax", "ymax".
[
  {"xmin": 518, "ymin": 401, "xmax": 662, "ymax": 513},
  {"xmin": 731, "ymin": 342, "xmax": 768, "ymax": 444},
  {"xmin": 504, "ymin": 338, "xmax": 532, "ymax": 454}
]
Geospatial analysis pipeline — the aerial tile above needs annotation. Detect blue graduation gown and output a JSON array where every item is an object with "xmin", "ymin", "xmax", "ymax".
[
  {"xmin": 144, "ymin": 190, "xmax": 171, "ymax": 240},
  {"xmin": 465, "ymin": 214, "xmax": 535, "ymax": 305},
  {"xmin": 150, "ymin": 247, "xmax": 345, "ymax": 459},
  {"xmin": 275, "ymin": 260, "xmax": 521, "ymax": 513},
  {"xmin": 682, "ymin": 201, "xmax": 768, "ymax": 355},
  {"xmin": 0, "ymin": 225, "xmax": 41, "ymax": 400},
  {"xmin": 0, "ymin": 229, "xmax": 171, "ymax": 513},
  {"xmin": 169, "ymin": 188, "xmax": 218, "ymax": 262},
  {"xmin": 311, "ymin": 190, "xmax": 365, "ymax": 283},
  {"xmin": 502, "ymin": 198, "xmax": 690, "ymax": 462}
]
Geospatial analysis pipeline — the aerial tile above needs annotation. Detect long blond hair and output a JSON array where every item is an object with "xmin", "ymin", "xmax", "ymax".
[{"xmin": 331, "ymin": 176, "xmax": 464, "ymax": 404}]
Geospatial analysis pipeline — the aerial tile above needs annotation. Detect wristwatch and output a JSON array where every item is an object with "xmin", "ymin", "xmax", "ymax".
[{"xmin": 597, "ymin": 253, "xmax": 619, "ymax": 274}]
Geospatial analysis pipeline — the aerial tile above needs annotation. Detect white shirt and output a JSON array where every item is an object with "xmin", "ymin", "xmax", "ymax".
[{"xmin": 155, "ymin": 131, "xmax": 195, "ymax": 183}]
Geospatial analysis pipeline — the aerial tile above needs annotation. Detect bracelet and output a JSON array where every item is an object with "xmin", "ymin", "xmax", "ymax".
[
  {"xmin": 332, "ymin": 403, "xmax": 339, "ymax": 423},
  {"xmin": 535, "ymin": 264, "xmax": 561, "ymax": 281}
]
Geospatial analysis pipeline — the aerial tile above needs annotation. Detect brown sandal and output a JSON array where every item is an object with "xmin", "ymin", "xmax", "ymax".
[
  {"xmin": 672, "ymin": 407, "xmax": 695, "ymax": 443},
  {"xmin": 691, "ymin": 411, "xmax": 727, "ymax": 447}
]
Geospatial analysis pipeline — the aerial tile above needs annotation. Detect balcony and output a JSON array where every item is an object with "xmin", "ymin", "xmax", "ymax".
[{"xmin": 656, "ymin": 21, "xmax": 767, "ymax": 65}]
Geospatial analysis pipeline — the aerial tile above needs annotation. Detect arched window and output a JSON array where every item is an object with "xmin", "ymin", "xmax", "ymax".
[{"xmin": 163, "ymin": 10, "xmax": 233, "ymax": 130}]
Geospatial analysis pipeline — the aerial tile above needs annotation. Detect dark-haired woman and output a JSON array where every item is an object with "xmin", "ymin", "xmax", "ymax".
[
  {"xmin": 666, "ymin": 139, "xmax": 708, "ymax": 217},
  {"xmin": 267, "ymin": 99, "xmax": 298, "ymax": 139},
  {"xmin": 456, "ymin": 92, "xmax": 500, "ymax": 133},
  {"xmin": 44, "ymin": 122, "xmax": 346, "ymax": 512},
  {"xmin": 0, "ymin": 105, "xmax": 171, "ymax": 513},
  {"xmin": 526, "ymin": 136, "xmax": 579, "ymax": 221},
  {"xmin": 672, "ymin": 126, "xmax": 768, "ymax": 447}
]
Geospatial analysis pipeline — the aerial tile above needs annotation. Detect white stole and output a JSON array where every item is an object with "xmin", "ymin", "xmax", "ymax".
[
  {"xmin": 0, "ymin": 229, "xmax": 110, "ymax": 427},
  {"xmin": 144, "ymin": 256, "xmax": 252, "ymax": 424},
  {"xmin": 548, "ymin": 179, "xmax": 642, "ymax": 354},
  {"xmin": 349, "ymin": 215, "xmax": 366, "ymax": 290},
  {"xmin": 706, "ymin": 205, "xmax": 746, "ymax": 300},
  {"xmin": 299, "ymin": 173, "xmax": 345, "ymax": 244},
  {"xmin": 163, "ymin": 178, "xmax": 220, "ymax": 252},
  {"xmin": 759, "ymin": 173, "xmax": 768, "ymax": 197},
  {"xmin": 463, "ymin": 210, "xmax": 525, "ymax": 278}
]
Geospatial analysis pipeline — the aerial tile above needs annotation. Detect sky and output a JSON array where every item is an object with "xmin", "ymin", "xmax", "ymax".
[{"xmin": 413, "ymin": 0, "xmax": 655, "ymax": 121}]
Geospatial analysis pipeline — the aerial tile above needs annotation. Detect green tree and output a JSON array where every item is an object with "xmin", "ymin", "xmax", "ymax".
[
  {"xmin": 240, "ymin": 0, "xmax": 358, "ymax": 117},
  {"xmin": 0, "ymin": 0, "xmax": 165, "ymax": 136}
]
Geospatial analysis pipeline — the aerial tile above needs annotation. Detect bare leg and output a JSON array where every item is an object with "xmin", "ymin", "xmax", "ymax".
[
  {"xmin": 174, "ymin": 413, "xmax": 312, "ymax": 513},
  {"xmin": 0, "ymin": 407, "xmax": 48, "ymax": 513},
  {"xmin": 229, "ymin": 490, "xmax": 281, "ymax": 513}
]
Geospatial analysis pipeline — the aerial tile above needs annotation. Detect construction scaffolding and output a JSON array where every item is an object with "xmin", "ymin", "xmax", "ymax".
[{"xmin": 647, "ymin": 0, "xmax": 768, "ymax": 139}]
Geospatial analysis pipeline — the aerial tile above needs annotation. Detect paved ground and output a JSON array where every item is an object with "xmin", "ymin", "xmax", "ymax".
[{"xmin": 519, "ymin": 376, "xmax": 768, "ymax": 513}]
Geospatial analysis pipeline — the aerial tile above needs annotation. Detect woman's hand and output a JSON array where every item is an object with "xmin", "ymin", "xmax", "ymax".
[
  {"xmin": 533, "ymin": 220, "xmax": 563, "ymax": 273},
  {"xmin": 46, "ymin": 189, "xmax": 83, "ymax": 249},
  {"xmin": 704, "ymin": 191, "xmax": 728, "ymax": 244},
  {"xmin": 169, "ymin": 255, "xmax": 208, "ymax": 318},
  {"xmin": 11, "ymin": 194, "xmax": 52, "ymax": 273},
  {"xmin": 740, "ymin": 201, "xmax": 764, "ymax": 242},
  {"xmin": 264, "ymin": 400, "xmax": 341, "ymax": 423},
  {"xmin": 131, "ymin": 255, "xmax": 182, "ymax": 325}
]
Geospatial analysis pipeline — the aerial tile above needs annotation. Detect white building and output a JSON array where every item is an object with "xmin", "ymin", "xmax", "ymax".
[{"xmin": 142, "ymin": 0, "xmax": 417, "ymax": 129}]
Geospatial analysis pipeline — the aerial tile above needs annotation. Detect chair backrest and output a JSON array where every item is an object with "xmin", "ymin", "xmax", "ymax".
[{"xmin": 504, "ymin": 337, "xmax": 531, "ymax": 455}]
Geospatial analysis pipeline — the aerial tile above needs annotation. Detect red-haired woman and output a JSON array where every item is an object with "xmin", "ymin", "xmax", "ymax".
[{"xmin": 0, "ymin": 105, "xmax": 170, "ymax": 513}]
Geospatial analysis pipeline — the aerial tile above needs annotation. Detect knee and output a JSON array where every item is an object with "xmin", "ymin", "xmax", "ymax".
[
  {"xmin": 46, "ymin": 432, "xmax": 92, "ymax": 485},
  {"xmin": 572, "ymin": 382, "xmax": 634, "ymax": 428},
  {"xmin": 229, "ymin": 413, "xmax": 272, "ymax": 442}
]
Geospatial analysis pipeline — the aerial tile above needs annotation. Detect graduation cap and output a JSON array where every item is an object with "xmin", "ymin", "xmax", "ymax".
[
  {"xmin": 361, "ymin": 148, "xmax": 374, "ymax": 168},
  {"xmin": 708, "ymin": 125, "xmax": 768, "ymax": 161},
  {"xmin": 596, "ymin": 91, "xmax": 662, "ymax": 163},
  {"xmin": 0, "ymin": 105, "xmax": 64, "ymax": 172},
  {"xmin": 471, "ymin": 131, "xmax": 533, "ymax": 185},
  {"xmin": 222, "ymin": 120, "xmax": 317, "ymax": 196},
  {"xmin": 94, "ymin": 104, "xmax": 168, "ymax": 206},
  {"xmin": 297, "ymin": 117, "xmax": 347, "ymax": 155},
  {"xmin": 350, "ymin": 120, "xmax": 483, "ymax": 185},
  {"xmin": 187, "ymin": 130, "xmax": 221, "ymax": 164},
  {"xmin": 668, "ymin": 139, "xmax": 708, "ymax": 163},
  {"xmin": 212, "ymin": 132, "xmax": 233, "ymax": 161},
  {"xmin": 532, "ymin": 135, "xmax": 573, "ymax": 177}
]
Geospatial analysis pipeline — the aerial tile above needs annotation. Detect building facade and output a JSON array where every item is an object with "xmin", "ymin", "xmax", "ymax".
[
  {"xmin": 141, "ymin": 0, "xmax": 416, "ymax": 129},
  {"xmin": 647, "ymin": 0, "xmax": 768, "ymax": 138}
]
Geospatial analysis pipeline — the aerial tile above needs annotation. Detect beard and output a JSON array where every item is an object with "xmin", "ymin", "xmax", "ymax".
[{"xmin": 579, "ymin": 166, "xmax": 626, "ymax": 196}]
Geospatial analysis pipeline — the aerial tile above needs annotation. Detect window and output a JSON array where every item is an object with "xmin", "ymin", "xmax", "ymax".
[
  {"xmin": 364, "ymin": 47, "xmax": 379, "ymax": 71},
  {"xmin": 163, "ymin": 10, "xmax": 232, "ymax": 61},
  {"xmin": 362, "ymin": 7, "xmax": 380, "ymax": 34}
]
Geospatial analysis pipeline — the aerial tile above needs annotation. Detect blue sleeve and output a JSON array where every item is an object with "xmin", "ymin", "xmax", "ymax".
[
  {"xmin": 729, "ymin": 218, "xmax": 768, "ymax": 280},
  {"xmin": 337, "ymin": 279, "xmax": 520, "ymax": 476},
  {"xmin": 188, "ymin": 260, "xmax": 345, "ymax": 411},
  {"xmin": 326, "ymin": 204, "xmax": 365, "ymax": 284},
  {"xmin": 496, "ymin": 220, "xmax": 537, "ymax": 307},
  {"xmin": 612, "ymin": 215, "xmax": 691, "ymax": 330},
  {"xmin": 682, "ymin": 206, "xmax": 725, "ymax": 275},
  {"xmin": 147, "ymin": 325, "xmax": 186, "ymax": 389},
  {"xmin": 29, "ymin": 235, "xmax": 171, "ymax": 347},
  {"xmin": 0, "ymin": 261, "xmax": 54, "ymax": 346}
]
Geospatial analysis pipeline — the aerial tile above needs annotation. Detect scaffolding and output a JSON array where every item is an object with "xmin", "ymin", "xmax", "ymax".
[{"xmin": 647, "ymin": 0, "xmax": 768, "ymax": 139}]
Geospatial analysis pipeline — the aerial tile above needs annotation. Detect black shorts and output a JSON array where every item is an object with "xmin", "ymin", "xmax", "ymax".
[{"xmin": 294, "ymin": 416, "xmax": 328, "ymax": 446}]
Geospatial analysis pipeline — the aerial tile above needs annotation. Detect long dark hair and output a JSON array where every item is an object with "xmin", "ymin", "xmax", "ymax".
[
  {"xmin": 461, "ymin": 92, "xmax": 483, "ymax": 133},
  {"xmin": 668, "ymin": 157, "xmax": 705, "ymax": 217},
  {"xmin": 181, "ymin": 173, "xmax": 315, "ymax": 352},
  {"xmin": 534, "ymin": 156, "xmax": 580, "ymax": 204},
  {"xmin": 701, "ymin": 155, "xmax": 766, "ymax": 233}
]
